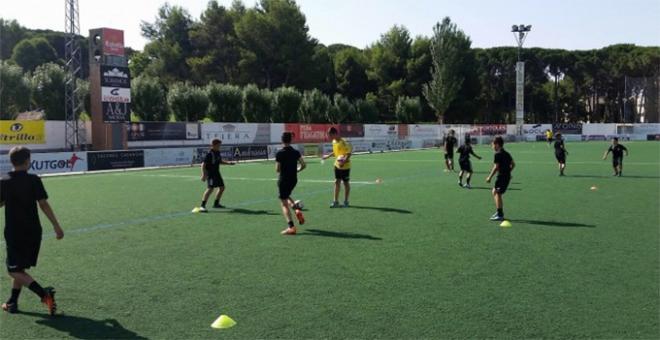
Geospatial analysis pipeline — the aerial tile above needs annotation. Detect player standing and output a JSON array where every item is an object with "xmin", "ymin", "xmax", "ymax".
[
  {"xmin": 457, "ymin": 139, "xmax": 482, "ymax": 188},
  {"xmin": 602, "ymin": 137, "xmax": 629, "ymax": 177},
  {"xmin": 199, "ymin": 139, "xmax": 235, "ymax": 212},
  {"xmin": 545, "ymin": 129, "xmax": 554, "ymax": 146},
  {"xmin": 1, "ymin": 146, "xmax": 63, "ymax": 315},
  {"xmin": 554, "ymin": 133, "xmax": 568, "ymax": 176},
  {"xmin": 322, "ymin": 127, "xmax": 352, "ymax": 208},
  {"xmin": 486, "ymin": 137, "xmax": 515, "ymax": 221},
  {"xmin": 276, "ymin": 132, "xmax": 307, "ymax": 235},
  {"xmin": 444, "ymin": 130, "xmax": 458, "ymax": 172}
]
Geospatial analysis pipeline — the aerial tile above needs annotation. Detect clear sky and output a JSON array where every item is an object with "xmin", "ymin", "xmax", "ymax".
[{"xmin": 1, "ymin": 0, "xmax": 659, "ymax": 50}]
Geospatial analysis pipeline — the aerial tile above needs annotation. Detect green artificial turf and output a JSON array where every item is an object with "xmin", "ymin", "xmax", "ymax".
[{"xmin": 1, "ymin": 141, "xmax": 659, "ymax": 339}]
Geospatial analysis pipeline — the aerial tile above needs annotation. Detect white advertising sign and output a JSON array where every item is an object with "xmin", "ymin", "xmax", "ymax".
[
  {"xmin": 1, "ymin": 152, "xmax": 88, "ymax": 175},
  {"xmin": 101, "ymin": 87, "xmax": 131, "ymax": 103},
  {"xmin": 144, "ymin": 148, "xmax": 195, "ymax": 167}
]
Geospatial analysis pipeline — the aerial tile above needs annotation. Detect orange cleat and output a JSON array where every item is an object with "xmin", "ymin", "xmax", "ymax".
[
  {"xmin": 295, "ymin": 209, "xmax": 305, "ymax": 225},
  {"xmin": 41, "ymin": 287, "xmax": 57, "ymax": 316},
  {"xmin": 281, "ymin": 226, "xmax": 297, "ymax": 235}
]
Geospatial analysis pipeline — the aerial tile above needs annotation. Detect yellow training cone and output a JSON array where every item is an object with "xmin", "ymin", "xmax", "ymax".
[
  {"xmin": 590, "ymin": 186, "xmax": 598, "ymax": 191},
  {"xmin": 211, "ymin": 315, "xmax": 236, "ymax": 329},
  {"xmin": 192, "ymin": 207, "xmax": 200, "ymax": 213},
  {"xmin": 500, "ymin": 220, "xmax": 512, "ymax": 228}
]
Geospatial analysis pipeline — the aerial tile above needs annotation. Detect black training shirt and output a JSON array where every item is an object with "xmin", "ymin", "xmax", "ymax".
[
  {"xmin": 457, "ymin": 145, "xmax": 476, "ymax": 162},
  {"xmin": 204, "ymin": 150, "xmax": 222, "ymax": 177},
  {"xmin": 494, "ymin": 149, "xmax": 514, "ymax": 177},
  {"xmin": 445, "ymin": 136, "xmax": 457, "ymax": 151},
  {"xmin": 1, "ymin": 171, "xmax": 47, "ymax": 241},
  {"xmin": 276, "ymin": 146, "xmax": 301, "ymax": 181},
  {"xmin": 609, "ymin": 144, "xmax": 627, "ymax": 158},
  {"xmin": 554, "ymin": 140, "xmax": 566, "ymax": 155}
]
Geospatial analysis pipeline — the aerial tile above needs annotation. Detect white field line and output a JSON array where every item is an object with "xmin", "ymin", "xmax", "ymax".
[
  {"xmin": 133, "ymin": 173, "xmax": 376, "ymax": 185},
  {"xmin": 357, "ymin": 159, "xmax": 660, "ymax": 165}
]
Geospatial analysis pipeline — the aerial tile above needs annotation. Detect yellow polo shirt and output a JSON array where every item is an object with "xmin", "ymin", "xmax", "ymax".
[{"xmin": 332, "ymin": 138, "xmax": 352, "ymax": 170}]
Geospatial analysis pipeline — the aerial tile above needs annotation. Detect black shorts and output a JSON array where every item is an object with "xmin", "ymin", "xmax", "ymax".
[
  {"xmin": 207, "ymin": 175, "xmax": 225, "ymax": 188},
  {"xmin": 278, "ymin": 179, "xmax": 297, "ymax": 200},
  {"xmin": 334, "ymin": 168, "xmax": 350, "ymax": 182},
  {"xmin": 555, "ymin": 153, "xmax": 566, "ymax": 163},
  {"xmin": 494, "ymin": 176, "xmax": 511, "ymax": 194},
  {"xmin": 444, "ymin": 152, "xmax": 454, "ymax": 160},
  {"xmin": 6, "ymin": 239, "xmax": 41, "ymax": 272},
  {"xmin": 613, "ymin": 157, "xmax": 623, "ymax": 167},
  {"xmin": 459, "ymin": 160, "xmax": 472, "ymax": 172},
  {"xmin": 547, "ymin": 137, "xmax": 553, "ymax": 143}
]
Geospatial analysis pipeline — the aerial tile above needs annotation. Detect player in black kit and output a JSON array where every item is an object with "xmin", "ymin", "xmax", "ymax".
[
  {"xmin": 457, "ymin": 139, "xmax": 482, "ymax": 188},
  {"xmin": 444, "ymin": 130, "xmax": 458, "ymax": 172},
  {"xmin": 486, "ymin": 137, "xmax": 515, "ymax": 221},
  {"xmin": 199, "ymin": 139, "xmax": 235, "ymax": 212},
  {"xmin": 602, "ymin": 137, "xmax": 629, "ymax": 177},
  {"xmin": 276, "ymin": 132, "xmax": 307, "ymax": 235},
  {"xmin": 554, "ymin": 133, "xmax": 569, "ymax": 176}
]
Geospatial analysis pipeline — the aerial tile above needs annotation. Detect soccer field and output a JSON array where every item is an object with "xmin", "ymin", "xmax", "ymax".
[{"xmin": 1, "ymin": 141, "xmax": 659, "ymax": 339}]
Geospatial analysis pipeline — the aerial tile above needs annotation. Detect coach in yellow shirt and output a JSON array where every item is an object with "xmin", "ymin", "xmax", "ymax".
[{"xmin": 322, "ymin": 127, "xmax": 352, "ymax": 208}]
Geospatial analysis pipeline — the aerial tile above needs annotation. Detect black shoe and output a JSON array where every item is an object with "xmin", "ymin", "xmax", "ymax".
[
  {"xmin": 2, "ymin": 301, "xmax": 18, "ymax": 314},
  {"xmin": 42, "ymin": 287, "xmax": 57, "ymax": 316},
  {"xmin": 213, "ymin": 203, "xmax": 225, "ymax": 209}
]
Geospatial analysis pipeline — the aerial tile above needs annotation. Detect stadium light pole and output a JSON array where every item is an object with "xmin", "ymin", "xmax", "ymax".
[{"xmin": 512, "ymin": 24, "xmax": 531, "ymax": 135}]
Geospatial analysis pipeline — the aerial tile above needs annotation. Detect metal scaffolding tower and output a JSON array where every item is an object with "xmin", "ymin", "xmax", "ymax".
[{"xmin": 64, "ymin": 0, "xmax": 85, "ymax": 150}]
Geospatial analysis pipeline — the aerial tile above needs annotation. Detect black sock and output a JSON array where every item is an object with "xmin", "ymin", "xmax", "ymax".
[
  {"xmin": 467, "ymin": 177, "xmax": 471, "ymax": 185},
  {"xmin": 497, "ymin": 208, "xmax": 503, "ymax": 217},
  {"xmin": 8, "ymin": 288, "xmax": 21, "ymax": 303},
  {"xmin": 214, "ymin": 199, "xmax": 219, "ymax": 205},
  {"xmin": 28, "ymin": 281, "xmax": 46, "ymax": 299},
  {"xmin": 288, "ymin": 221, "xmax": 294, "ymax": 228},
  {"xmin": 201, "ymin": 200, "xmax": 207, "ymax": 208}
]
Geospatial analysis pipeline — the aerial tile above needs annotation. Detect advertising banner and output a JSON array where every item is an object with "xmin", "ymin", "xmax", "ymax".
[
  {"xmin": 102, "ymin": 28, "xmax": 125, "ymax": 56},
  {"xmin": 232, "ymin": 145, "xmax": 269, "ymax": 161},
  {"xmin": 144, "ymin": 148, "xmax": 195, "ymax": 167},
  {"xmin": 0, "ymin": 120, "xmax": 46, "ymax": 144},
  {"xmin": 408, "ymin": 124, "xmax": 441, "ymax": 139},
  {"xmin": 468, "ymin": 124, "xmax": 507, "ymax": 136},
  {"xmin": 1, "ymin": 152, "xmax": 86, "ymax": 176},
  {"xmin": 553, "ymin": 122, "xmax": 583, "ymax": 134},
  {"xmin": 303, "ymin": 144, "xmax": 320, "ymax": 156},
  {"xmin": 102, "ymin": 102, "xmax": 130, "ymax": 122},
  {"xmin": 101, "ymin": 66, "xmax": 130, "ymax": 88},
  {"xmin": 522, "ymin": 124, "xmax": 552, "ymax": 136},
  {"xmin": 101, "ymin": 87, "xmax": 131, "ymax": 103},
  {"xmin": 202, "ymin": 123, "xmax": 271, "ymax": 145},
  {"xmin": 87, "ymin": 150, "xmax": 144, "ymax": 171},
  {"xmin": 364, "ymin": 124, "xmax": 398, "ymax": 139},
  {"xmin": 127, "ymin": 122, "xmax": 201, "ymax": 141},
  {"xmin": 284, "ymin": 124, "xmax": 329, "ymax": 143},
  {"xmin": 339, "ymin": 124, "xmax": 364, "ymax": 138}
]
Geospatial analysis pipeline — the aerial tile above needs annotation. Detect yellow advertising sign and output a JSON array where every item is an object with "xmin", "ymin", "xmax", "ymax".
[{"xmin": 0, "ymin": 120, "xmax": 46, "ymax": 144}]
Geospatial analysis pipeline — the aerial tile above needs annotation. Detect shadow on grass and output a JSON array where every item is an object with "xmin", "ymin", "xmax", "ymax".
[
  {"xmin": 568, "ymin": 174, "xmax": 660, "ymax": 179},
  {"xmin": 347, "ymin": 205, "xmax": 412, "ymax": 214},
  {"xmin": 510, "ymin": 219, "xmax": 596, "ymax": 228},
  {"xmin": 21, "ymin": 312, "xmax": 146, "ymax": 339},
  {"xmin": 209, "ymin": 208, "xmax": 278, "ymax": 215},
  {"xmin": 468, "ymin": 186, "xmax": 522, "ymax": 191},
  {"xmin": 298, "ymin": 229, "xmax": 382, "ymax": 241}
]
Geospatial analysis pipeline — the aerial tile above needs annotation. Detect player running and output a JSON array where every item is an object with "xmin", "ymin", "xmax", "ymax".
[
  {"xmin": 457, "ymin": 138, "xmax": 482, "ymax": 188},
  {"xmin": 443, "ymin": 130, "xmax": 458, "ymax": 172},
  {"xmin": 486, "ymin": 137, "xmax": 515, "ymax": 221},
  {"xmin": 322, "ymin": 127, "xmax": 352, "ymax": 208},
  {"xmin": 603, "ymin": 137, "xmax": 629, "ymax": 177},
  {"xmin": 199, "ymin": 139, "xmax": 235, "ymax": 212},
  {"xmin": 276, "ymin": 132, "xmax": 307, "ymax": 235},
  {"xmin": 554, "ymin": 133, "xmax": 568, "ymax": 176},
  {"xmin": 545, "ymin": 129, "xmax": 554, "ymax": 146},
  {"xmin": 1, "ymin": 146, "xmax": 63, "ymax": 315}
]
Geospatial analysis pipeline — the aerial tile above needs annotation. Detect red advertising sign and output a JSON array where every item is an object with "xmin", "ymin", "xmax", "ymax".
[
  {"xmin": 468, "ymin": 124, "xmax": 507, "ymax": 136},
  {"xmin": 284, "ymin": 124, "xmax": 365, "ymax": 143},
  {"xmin": 339, "ymin": 124, "xmax": 365, "ymax": 138},
  {"xmin": 102, "ymin": 28, "xmax": 125, "ymax": 56}
]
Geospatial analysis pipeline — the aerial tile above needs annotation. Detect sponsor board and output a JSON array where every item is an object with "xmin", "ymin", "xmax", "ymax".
[
  {"xmin": 523, "ymin": 124, "xmax": 552, "ymax": 136},
  {"xmin": 0, "ymin": 120, "xmax": 46, "ymax": 144},
  {"xmin": 87, "ymin": 150, "xmax": 144, "ymax": 171},
  {"xmin": 203, "ymin": 123, "xmax": 271, "ymax": 145},
  {"xmin": 144, "ymin": 148, "xmax": 195, "ymax": 167},
  {"xmin": 468, "ymin": 124, "xmax": 507, "ymax": 136},
  {"xmin": 101, "ymin": 66, "xmax": 130, "ymax": 88},
  {"xmin": 127, "ymin": 122, "xmax": 200, "ymax": 141},
  {"xmin": 102, "ymin": 28, "xmax": 125, "ymax": 56},
  {"xmin": 303, "ymin": 144, "xmax": 320, "ymax": 156},
  {"xmin": 195, "ymin": 145, "xmax": 270, "ymax": 163},
  {"xmin": 553, "ymin": 122, "xmax": 583, "ymax": 135},
  {"xmin": 284, "ymin": 124, "xmax": 329, "ymax": 143},
  {"xmin": 634, "ymin": 124, "xmax": 660, "ymax": 135},
  {"xmin": 102, "ymin": 87, "xmax": 131, "ymax": 103},
  {"xmin": 647, "ymin": 134, "xmax": 660, "ymax": 141},
  {"xmin": 364, "ymin": 124, "xmax": 398, "ymax": 139},
  {"xmin": 102, "ymin": 102, "xmax": 130, "ymax": 122},
  {"xmin": 408, "ymin": 124, "xmax": 441, "ymax": 139}
]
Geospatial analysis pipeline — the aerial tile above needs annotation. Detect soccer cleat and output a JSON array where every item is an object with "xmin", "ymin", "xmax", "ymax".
[
  {"xmin": 464, "ymin": 184, "xmax": 472, "ymax": 189},
  {"xmin": 490, "ymin": 214, "xmax": 504, "ymax": 221},
  {"xmin": 343, "ymin": 201, "xmax": 350, "ymax": 208},
  {"xmin": 1, "ymin": 302, "xmax": 18, "ymax": 314},
  {"xmin": 213, "ymin": 203, "xmax": 226, "ymax": 209},
  {"xmin": 281, "ymin": 226, "xmax": 297, "ymax": 235},
  {"xmin": 199, "ymin": 207, "xmax": 208, "ymax": 213},
  {"xmin": 295, "ymin": 209, "xmax": 305, "ymax": 225},
  {"xmin": 41, "ymin": 287, "xmax": 57, "ymax": 316},
  {"xmin": 458, "ymin": 182, "xmax": 463, "ymax": 187},
  {"xmin": 330, "ymin": 201, "xmax": 339, "ymax": 208}
]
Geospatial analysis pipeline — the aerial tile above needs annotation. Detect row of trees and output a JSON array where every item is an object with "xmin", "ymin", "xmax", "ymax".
[{"xmin": 1, "ymin": 0, "xmax": 659, "ymax": 123}]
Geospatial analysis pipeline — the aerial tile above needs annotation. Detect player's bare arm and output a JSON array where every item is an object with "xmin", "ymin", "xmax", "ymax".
[
  {"xmin": 200, "ymin": 162, "xmax": 208, "ymax": 181},
  {"xmin": 38, "ymin": 199, "xmax": 64, "ymax": 240},
  {"xmin": 298, "ymin": 158, "xmax": 307, "ymax": 172},
  {"xmin": 486, "ymin": 164, "xmax": 499, "ymax": 183},
  {"xmin": 276, "ymin": 162, "xmax": 281, "ymax": 173},
  {"xmin": 322, "ymin": 152, "xmax": 334, "ymax": 160},
  {"xmin": 602, "ymin": 149, "xmax": 611, "ymax": 160}
]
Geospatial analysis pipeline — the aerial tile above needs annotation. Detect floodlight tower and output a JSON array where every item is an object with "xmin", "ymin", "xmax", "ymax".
[
  {"xmin": 64, "ymin": 0, "xmax": 85, "ymax": 150},
  {"xmin": 511, "ymin": 24, "xmax": 531, "ymax": 133}
]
